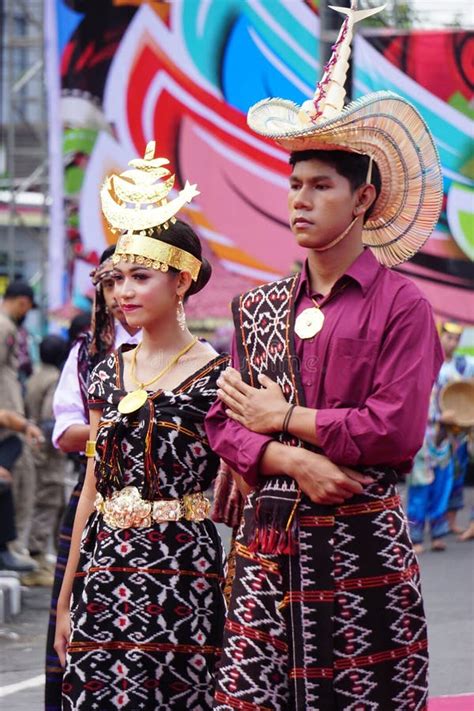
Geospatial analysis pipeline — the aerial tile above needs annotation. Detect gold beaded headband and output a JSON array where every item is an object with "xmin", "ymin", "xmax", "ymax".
[
  {"xmin": 100, "ymin": 141, "xmax": 201, "ymax": 281},
  {"xmin": 111, "ymin": 233, "xmax": 201, "ymax": 281}
]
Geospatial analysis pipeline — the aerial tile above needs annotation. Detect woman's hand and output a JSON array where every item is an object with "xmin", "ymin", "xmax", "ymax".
[
  {"xmin": 54, "ymin": 604, "xmax": 71, "ymax": 668},
  {"xmin": 217, "ymin": 368, "xmax": 288, "ymax": 434}
]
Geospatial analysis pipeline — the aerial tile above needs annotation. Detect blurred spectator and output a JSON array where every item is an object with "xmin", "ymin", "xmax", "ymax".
[
  {"xmin": 406, "ymin": 322, "xmax": 474, "ymax": 552},
  {"xmin": 0, "ymin": 280, "xmax": 36, "ymax": 412},
  {"xmin": 23, "ymin": 336, "xmax": 70, "ymax": 586},
  {"xmin": 438, "ymin": 323, "xmax": 474, "ymax": 533},
  {"xmin": 210, "ymin": 323, "xmax": 233, "ymax": 355},
  {"xmin": 0, "ymin": 410, "xmax": 43, "ymax": 571},
  {"xmin": 0, "ymin": 281, "xmax": 38, "ymax": 562},
  {"xmin": 290, "ymin": 258, "xmax": 303, "ymax": 275},
  {"xmin": 16, "ymin": 322, "xmax": 34, "ymax": 385},
  {"xmin": 67, "ymin": 312, "xmax": 91, "ymax": 348}
]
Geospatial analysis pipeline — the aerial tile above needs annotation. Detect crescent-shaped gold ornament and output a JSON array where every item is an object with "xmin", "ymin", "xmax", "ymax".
[
  {"xmin": 128, "ymin": 156, "xmax": 170, "ymax": 171},
  {"xmin": 101, "ymin": 179, "xmax": 200, "ymax": 233},
  {"xmin": 112, "ymin": 173, "xmax": 175, "ymax": 205},
  {"xmin": 120, "ymin": 167, "xmax": 171, "ymax": 184}
]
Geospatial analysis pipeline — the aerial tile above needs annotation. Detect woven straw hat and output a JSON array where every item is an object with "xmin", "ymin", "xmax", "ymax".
[
  {"xmin": 440, "ymin": 380, "xmax": 474, "ymax": 428},
  {"xmin": 247, "ymin": 2, "xmax": 443, "ymax": 268}
]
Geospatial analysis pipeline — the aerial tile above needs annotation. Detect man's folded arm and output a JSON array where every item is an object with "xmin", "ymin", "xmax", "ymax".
[{"xmin": 315, "ymin": 297, "xmax": 443, "ymax": 466}]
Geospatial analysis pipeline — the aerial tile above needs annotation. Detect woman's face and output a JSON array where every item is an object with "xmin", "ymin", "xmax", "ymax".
[{"xmin": 112, "ymin": 262, "xmax": 182, "ymax": 329}]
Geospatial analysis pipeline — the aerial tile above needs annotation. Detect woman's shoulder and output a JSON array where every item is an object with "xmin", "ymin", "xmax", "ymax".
[
  {"xmin": 192, "ymin": 340, "xmax": 229, "ymax": 369},
  {"xmin": 179, "ymin": 344, "xmax": 229, "ymax": 394},
  {"xmin": 88, "ymin": 350, "xmax": 121, "ymax": 400}
]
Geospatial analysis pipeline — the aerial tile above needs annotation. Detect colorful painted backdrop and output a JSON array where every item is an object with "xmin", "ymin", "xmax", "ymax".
[{"xmin": 51, "ymin": 0, "xmax": 473, "ymax": 323}]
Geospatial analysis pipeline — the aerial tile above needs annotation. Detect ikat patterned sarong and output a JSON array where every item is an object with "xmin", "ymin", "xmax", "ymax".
[{"xmin": 214, "ymin": 471, "xmax": 428, "ymax": 711}]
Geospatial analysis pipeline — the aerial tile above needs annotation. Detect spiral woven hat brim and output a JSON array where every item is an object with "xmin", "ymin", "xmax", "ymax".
[{"xmin": 248, "ymin": 90, "xmax": 443, "ymax": 268}]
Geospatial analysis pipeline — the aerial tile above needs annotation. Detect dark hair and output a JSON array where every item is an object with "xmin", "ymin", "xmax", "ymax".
[
  {"xmin": 89, "ymin": 246, "xmax": 116, "ymax": 361},
  {"xmin": 289, "ymin": 149, "xmax": 381, "ymax": 222},
  {"xmin": 39, "ymin": 334, "xmax": 69, "ymax": 369},
  {"xmin": 100, "ymin": 245, "xmax": 115, "ymax": 263},
  {"xmin": 149, "ymin": 219, "xmax": 212, "ymax": 298},
  {"xmin": 68, "ymin": 312, "xmax": 91, "ymax": 345},
  {"xmin": 4, "ymin": 279, "xmax": 37, "ymax": 306}
]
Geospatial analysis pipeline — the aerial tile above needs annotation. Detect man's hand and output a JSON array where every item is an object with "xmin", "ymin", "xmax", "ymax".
[
  {"xmin": 24, "ymin": 422, "xmax": 44, "ymax": 447},
  {"xmin": 217, "ymin": 368, "xmax": 288, "ymax": 434},
  {"xmin": 286, "ymin": 448, "xmax": 374, "ymax": 505}
]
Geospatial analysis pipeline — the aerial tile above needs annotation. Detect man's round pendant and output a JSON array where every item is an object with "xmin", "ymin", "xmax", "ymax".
[
  {"xmin": 294, "ymin": 307, "xmax": 325, "ymax": 339},
  {"xmin": 118, "ymin": 389, "xmax": 148, "ymax": 415}
]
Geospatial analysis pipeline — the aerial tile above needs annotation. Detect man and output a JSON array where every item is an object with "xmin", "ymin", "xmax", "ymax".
[
  {"xmin": 0, "ymin": 280, "xmax": 38, "ymax": 559},
  {"xmin": 0, "ymin": 280, "xmax": 37, "ymax": 414},
  {"xmin": 205, "ymin": 3, "xmax": 443, "ymax": 709},
  {"xmin": 23, "ymin": 335, "xmax": 70, "ymax": 586},
  {"xmin": 0, "ymin": 410, "xmax": 42, "ymax": 571}
]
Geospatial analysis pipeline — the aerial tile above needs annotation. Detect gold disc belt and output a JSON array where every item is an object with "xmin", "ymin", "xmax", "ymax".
[{"xmin": 95, "ymin": 485, "xmax": 210, "ymax": 529}]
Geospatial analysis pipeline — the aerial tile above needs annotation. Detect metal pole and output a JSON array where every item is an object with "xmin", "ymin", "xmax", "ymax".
[
  {"xmin": 2, "ymin": 0, "xmax": 48, "ymax": 325},
  {"xmin": 5, "ymin": 0, "xmax": 16, "ymax": 280}
]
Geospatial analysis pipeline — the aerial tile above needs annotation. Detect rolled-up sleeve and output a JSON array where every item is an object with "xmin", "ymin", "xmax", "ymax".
[
  {"xmin": 52, "ymin": 343, "xmax": 87, "ymax": 448},
  {"xmin": 205, "ymin": 338, "xmax": 272, "ymax": 487},
  {"xmin": 316, "ymin": 297, "xmax": 443, "ymax": 467}
]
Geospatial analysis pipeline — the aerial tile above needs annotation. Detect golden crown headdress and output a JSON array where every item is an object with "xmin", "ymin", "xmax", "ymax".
[{"xmin": 100, "ymin": 142, "xmax": 201, "ymax": 281}]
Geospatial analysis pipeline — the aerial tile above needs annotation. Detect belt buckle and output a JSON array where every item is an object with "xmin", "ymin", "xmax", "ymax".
[
  {"xmin": 101, "ymin": 486, "xmax": 152, "ymax": 529},
  {"xmin": 183, "ymin": 493, "xmax": 210, "ymax": 522},
  {"xmin": 152, "ymin": 499, "xmax": 183, "ymax": 523}
]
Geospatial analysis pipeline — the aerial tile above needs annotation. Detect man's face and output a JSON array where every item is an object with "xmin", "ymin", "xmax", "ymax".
[
  {"xmin": 440, "ymin": 330, "xmax": 461, "ymax": 358},
  {"xmin": 288, "ymin": 159, "xmax": 358, "ymax": 250},
  {"xmin": 101, "ymin": 274, "xmax": 125, "ymax": 323},
  {"xmin": 12, "ymin": 296, "xmax": 33, "ymax": 322}
]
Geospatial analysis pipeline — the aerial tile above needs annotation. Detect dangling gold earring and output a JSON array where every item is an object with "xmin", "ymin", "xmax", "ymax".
[{"xmin": 177, "ymin": 297, "xmax": 186, "ymax": 331}]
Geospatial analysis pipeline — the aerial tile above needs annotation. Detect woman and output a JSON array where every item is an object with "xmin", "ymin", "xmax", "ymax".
[
  {"xmin": 55, "ymin": 142, "xmax": 228, "ymax": 710},
  {"xmin": 45, "ymin": 246, "xmax": 140, "ymax": 710}
]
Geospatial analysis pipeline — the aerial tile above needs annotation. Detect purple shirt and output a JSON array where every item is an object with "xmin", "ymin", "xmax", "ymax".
[{"xmin": 205, "ymin": 249, "xmax": 443, "ymax": 486}]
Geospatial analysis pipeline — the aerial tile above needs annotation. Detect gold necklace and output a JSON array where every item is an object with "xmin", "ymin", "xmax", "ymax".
[
  {"xmin": 118, "ymin": 337, "xmax": 198, "ymax": 414},
  {"xmin": 294, "ymin": 284, "xmax": 348, "ymax": 340}
]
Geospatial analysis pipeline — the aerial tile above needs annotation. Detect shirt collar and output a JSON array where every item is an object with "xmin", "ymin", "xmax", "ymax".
[
  {"xmin": 114, "ymin": 320, "xmax": 141, "ymax": 347},
  {"xmin": 296, "ymin": 248, "xmax": 380, "ymax": 299}
]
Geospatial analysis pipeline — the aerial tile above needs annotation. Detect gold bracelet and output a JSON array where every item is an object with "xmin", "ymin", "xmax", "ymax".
[{"xmin": 85, "ymin": 440, "xmax": 97, "ymax": 458}]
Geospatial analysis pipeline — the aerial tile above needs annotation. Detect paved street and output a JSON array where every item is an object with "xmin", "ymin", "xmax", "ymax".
[{"xmin": 1, "ymin": 488, "xmax": 473, "ymax": 709}]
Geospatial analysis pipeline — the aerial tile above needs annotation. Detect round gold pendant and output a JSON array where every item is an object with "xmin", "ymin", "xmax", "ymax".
[
  {"xmin": 294, "ymin": 307, "xmax": 325, "ymax": 339},
  {"xmin": 118, "ymin": 388, "xmax": 148, "ymax": 415}
]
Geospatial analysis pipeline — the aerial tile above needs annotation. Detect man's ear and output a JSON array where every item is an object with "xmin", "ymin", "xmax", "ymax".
[
  {"xmin": 176, "ymin": 270, "xmax": 192, "ymax": 297},
  {"xmin": 354, "ymin": 183, "xmax": 377, "ymax": 217}
]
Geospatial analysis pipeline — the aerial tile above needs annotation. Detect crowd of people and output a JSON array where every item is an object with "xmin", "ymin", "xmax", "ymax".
[{"xmin": 0, "ymin": 4, "xmax": 472, "ymax": 710}]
